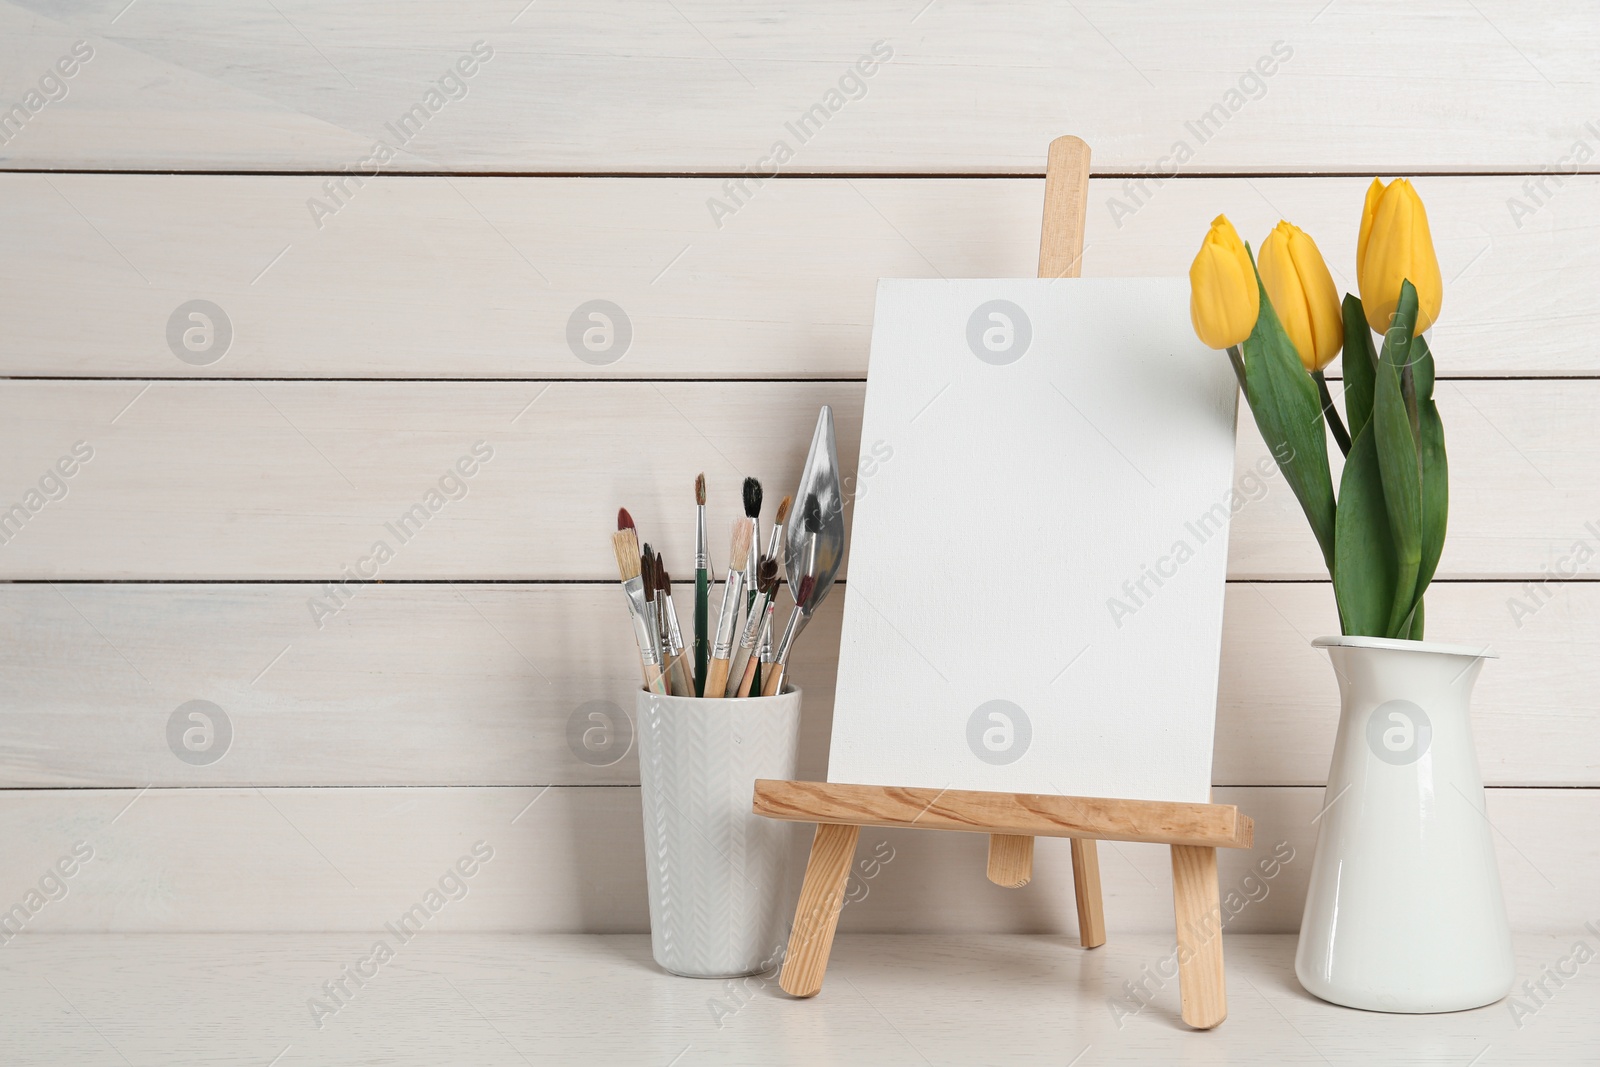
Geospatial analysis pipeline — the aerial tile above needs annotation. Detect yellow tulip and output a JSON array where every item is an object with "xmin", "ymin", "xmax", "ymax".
[
  {"xmin": 1357, "ymin": 178, "xmax": 1443, "ymax": 334},
  {"xmin": 1257, "ymin": 221, "xmax": 1344, "ymax": 372},
  {"xmin": 1189, "ymin": 215, "xmax": 1259, "ymax": 349}
]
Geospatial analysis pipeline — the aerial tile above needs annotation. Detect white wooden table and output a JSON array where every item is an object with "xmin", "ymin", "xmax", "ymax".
[{"xmin": 1, "ymin": 933, "xmax": 1590, "ymax": 1065}]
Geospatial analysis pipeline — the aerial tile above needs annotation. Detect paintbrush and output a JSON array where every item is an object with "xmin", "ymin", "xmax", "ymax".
[
  {"xmin": 801, "ymin": 493, "xmax": 821, "ymax": 576},
  {"xmin": 693, "ymin": 474, "xmax": 709, "ymax": 697},
  {"xmin": 650, "ymin": 547, "xmax": 670, "ymax": 672},
  {"xmin": 657, "ymin": 556, "xmax": 693, "ymax": 697},
  {"xmin": 638, "ymin": 544, "xmax": 669, "ymax": 695},
  {"xmin": 611, "ymin": 510, "xmax": 654, "ymax": 687},
  {"xmin": 762, "ymin": 490, "xmax": 832, "ymax": 697},
  {"xmin": 733, "ymin": 559, "xmax": 780, "ymax": 697},
  {"xmin": 702, "ymin": 519, "xmax": 752, "ymax": 699},
  {"xmin": 741, "ymin": 477, "xmax": 763, "ymax": 625},
  {"xmin": 763, "ymin": 575, "xmax": 814, "ymax": 697},
  {"xmin": 764, "ymin": 495, "xmax": 792, "ymax": 567},
  {"xmin": 727, "ymin": 556, "xmax": 777, "ymax": 696},
  {"xmin": 747, "ymin": 495, "xmax": 791, "ymax": 696},
  {"xmin": 754, "ymin": 598, "xmax": 778, "ymax": 695}
]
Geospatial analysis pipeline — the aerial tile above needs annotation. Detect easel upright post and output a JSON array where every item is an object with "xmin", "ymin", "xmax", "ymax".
[{"xmin": 983, "ymin": 135, "xmax": 1105, "ymax": 952}]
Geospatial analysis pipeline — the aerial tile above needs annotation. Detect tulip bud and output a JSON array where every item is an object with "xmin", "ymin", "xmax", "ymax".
[
  {"xmin": 1257, "ymin": 221, "xmax": 1344, "ymax": 372},
  {"xmin": 1357, "ymin": 178, "xmax": 1443, "ymax": 335},
  {"xmin": 1188, "ymin": 215, "xmax": 1260, "ymax": 349}
]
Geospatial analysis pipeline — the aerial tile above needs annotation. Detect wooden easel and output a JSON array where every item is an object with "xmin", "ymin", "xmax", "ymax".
[{"xmin": 750, "ymin": 137, "xmax": 1255, "ymax": 1031}]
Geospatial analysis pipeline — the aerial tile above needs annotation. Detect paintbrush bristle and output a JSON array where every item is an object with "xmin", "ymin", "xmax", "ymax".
[
  {"xmin": 802, "ymin": 494, "xmax": 822, "ymax": 534},
  {"xmin": 695, "ymin": 473, "xmax": 706, "ymax": 506},
  {"xmin": 773, "ymin": 495, "xmax": 792, "ymax": 525},
  {"xmin": 658, "ymin": 558, "xmax": 672, "ymax": 594},
  {"xmin": 617, "ymin": 507, "xmax": 635, "ymax": 532},
  {"xmin": 743, "ymin": 476, "xmax": 762, "ymax": 518},
  {"xmin": 612, "ymin": 529, "xmax": 641, "ymax": 581},
  {"xmin": 641, "ymin": 544, "xmax": 656, "ymax": 601},
  {"xmin": 758, "ymin": 557, "xmax": 779, "ymax": 594},
  {"xmin": 796, "ymin": 575, "xmax": 816, "ymax": 608},
  {"xmin": 729, "ymin": 518, "xmax": 752, "ymax": 567}
]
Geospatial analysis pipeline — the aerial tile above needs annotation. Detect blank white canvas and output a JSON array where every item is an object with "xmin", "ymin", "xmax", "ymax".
[{"xmin": 828, "ymin": 278, "xmax": 1239, "ymax": 804}]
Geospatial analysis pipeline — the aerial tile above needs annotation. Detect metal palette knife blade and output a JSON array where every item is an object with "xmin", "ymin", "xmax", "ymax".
[{"xmin": 784, "ymin": 405, "xmax": 845, "ymax": 616}]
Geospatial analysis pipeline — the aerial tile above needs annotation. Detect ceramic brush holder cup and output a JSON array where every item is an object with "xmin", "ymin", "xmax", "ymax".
[{"xmin": 637, "ymin": 687, "xmax": 803, "ymax": 978}]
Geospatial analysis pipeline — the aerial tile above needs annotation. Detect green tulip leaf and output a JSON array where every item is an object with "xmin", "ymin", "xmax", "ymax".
[
  {"xmin": 1340, "ymin": 294, "xmax": 1376, "ymax": 440},
  {"xmin": 1333, "ymin": 417, "xmax": 1398, "ymax": 636},
  {"xmin": 1240, "ymin": 259, "xmax": 1338, "ymax": 573},
  {"xmin": 1372, "ymin": 281, "xmax": 1424, "ymax": 638},
  {"xmin": 1413, "ymin": 331, "xmax": 1436, "ymax": 400},
  {"xmin": 1411, "ymin": 335, "xmax": 1448, "ymax": 637}
]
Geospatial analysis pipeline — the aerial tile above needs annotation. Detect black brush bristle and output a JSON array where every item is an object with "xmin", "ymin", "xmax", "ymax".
[
  {"xmin": 743, "ymin": 476, "xmax": 762, "ymax": 519},
  {"xmin": 641, "ymin": 543, "xmax": 655, "ymax": 599},
  {"xmin": 802, "ymin": 493, "xmax": 822, "ymax": 534}
]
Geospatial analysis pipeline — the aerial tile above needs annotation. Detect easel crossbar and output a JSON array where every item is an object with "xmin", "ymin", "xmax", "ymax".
[{"xmin": 753, "ymin": 780, "xmax": 1254, "ymax": 849}]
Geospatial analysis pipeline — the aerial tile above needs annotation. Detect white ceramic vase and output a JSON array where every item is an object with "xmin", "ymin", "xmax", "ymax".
[
  {"xmin": 636, "ymin": 686, "xmax": 802, "ymax": 979},
  {"xmin": 1296, "ymin": 636, "xmax": 1515, "ymax": 1012}
]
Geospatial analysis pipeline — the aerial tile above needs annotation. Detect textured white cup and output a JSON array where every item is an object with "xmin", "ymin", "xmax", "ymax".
[{"xmin": 636, "ymin": 686, "xmax": 802, "ymax": 978}]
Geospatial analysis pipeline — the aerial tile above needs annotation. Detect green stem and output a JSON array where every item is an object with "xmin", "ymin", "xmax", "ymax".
[
  {"xmin": 1400, "ymin": 360, "xmax": 1422, "ymax": 451},
  {"xmin": 1225, "ymin": 345, "xmax": 1248, "ymax": 392},
  {"xmin": 1313, "ymin": 370, "xmax": 1351, "ymax": 457}
]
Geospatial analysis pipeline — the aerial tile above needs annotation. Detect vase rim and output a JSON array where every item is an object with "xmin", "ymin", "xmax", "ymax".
[{"xmin": 1311, "ymin": 635, "xmax": 1498, "ymax": 659}]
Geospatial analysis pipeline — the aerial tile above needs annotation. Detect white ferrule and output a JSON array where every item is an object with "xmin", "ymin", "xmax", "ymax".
[
  {"xmin": 693, "ymin": 505, "xmax": 709, "ymax": 570},
  {"xmin": 622, "ymin": 575, "xmax": 654, "ymax": 659},
  {"xmin": 739, "ymin": 588, "xmax": 773, "ymax": 649},
  {"xmin": 773, "ymin": 605, "xmax": 810, "ymax": 669},
  {"xmin": 757, "ymin": 605, "xmax": 777, "ymax": 664},
  {"xmin": 662, "ymin": 594, "xmax": 685, "ymax": 655},
  {"xmin": 640, "ymin": 599, "xmax": 663, "ymax": 667},
  {"xmin": 711, "ymin": 568, "xmax": 748, "ymax": 659},
  {"xmin": 743, "ymin": 518, "xmax": 759, "ymax": 590}
]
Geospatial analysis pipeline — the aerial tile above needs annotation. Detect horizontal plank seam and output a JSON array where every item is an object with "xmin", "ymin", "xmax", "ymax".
[
  {"xmin": 1, "ymin": 169, "xmax": 1592, "ymax": 180},
  {"xmin": 1, "ymin": 577, "xmax": 1584, "ymax": 586},
  {"xmin": 1, "ymin": 784, "xmax": 1591, "ymax": 792},
  {"xmin": 3, "ymin": 375, "xmax": 1595, "ymax": 383},
  {"xmin": 0, "ymin": 377, "xmax": 876, "ymax": 384}
]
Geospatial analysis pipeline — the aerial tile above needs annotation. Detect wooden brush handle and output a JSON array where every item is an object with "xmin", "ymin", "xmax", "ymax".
[
  {"xmin": 734, "ymin": 651, "xmax": 760, "ymax": 698},
  {"xmin": 667, "ymin": 654, "xmax": 693, "ymax": 697},
  {"xmin": 703, "ymin": 657, "xmax": 731, "ymax": 699},
  {"xmin": 643, "ymin": 662, "xmax": 668, "ymax": 696},
  {"xmin": 760, "ymin": 662, "xmax": 785, "ymax": 698},
  {"xmin": 724, "ymin": 645, "xmax": 751, "ymax": 697}
]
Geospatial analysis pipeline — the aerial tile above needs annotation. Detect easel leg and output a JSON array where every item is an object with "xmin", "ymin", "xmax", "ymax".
[
  {"xmin": 1170, "ymin": 844, "xmax": 1227, "ymax": 1029},
  {"xmin": 986, "ymin": 834, "xmax": 1034, "ymax": 887},
  {"xmin": 778, "ymin": 823, "xmax": 860, "ymax": 998},
  {"xmin": 1070, "ymin": 838, "xmax": 1106, "ymax": 948}
]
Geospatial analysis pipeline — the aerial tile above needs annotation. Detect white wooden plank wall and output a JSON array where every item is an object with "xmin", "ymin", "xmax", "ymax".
[{"xmin": 0, "ymin": 1, "xmax": 1595, "ymax": 936}]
